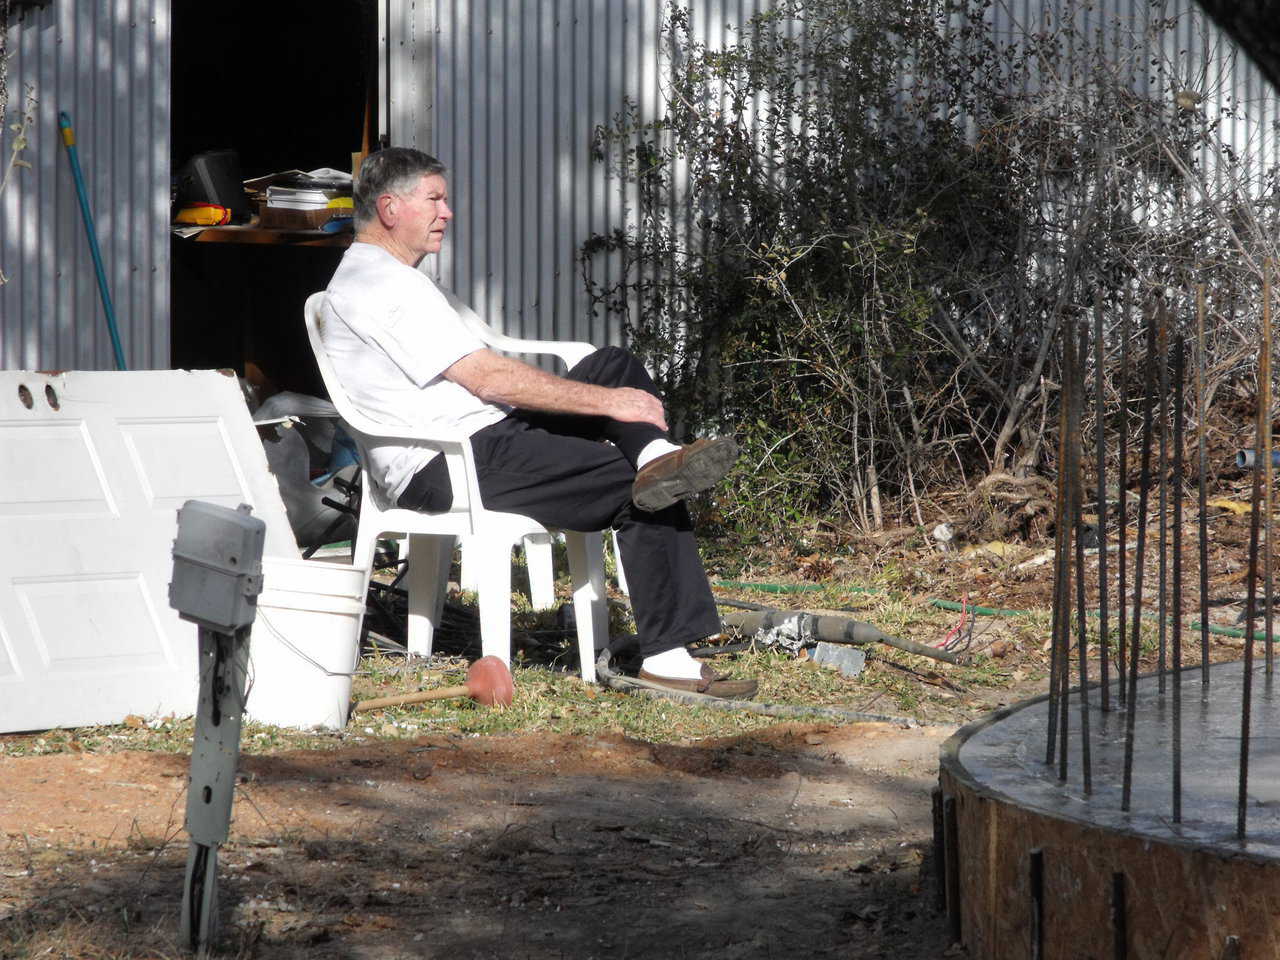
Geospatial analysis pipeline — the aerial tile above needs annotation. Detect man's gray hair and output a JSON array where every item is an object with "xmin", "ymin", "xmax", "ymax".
[{"xmin": 353, "ymin": 147, "xmax": 447, "ymax": 229}]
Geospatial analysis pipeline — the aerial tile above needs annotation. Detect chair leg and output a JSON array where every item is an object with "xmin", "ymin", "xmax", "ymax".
[
  {"xmin": 459, "ymin": 534, "xmax": 479, "ymax": 593},
  {"xmin": 405, "ymin": 534, "xmax": 451, "ymax": 659},
  {"xmin": 353, "ymin": 518, "xmax": 381, "ymax": 575},
  {"xmin": 476, "ymin": 540, "xmax": 514, "ymax": 665},
  {"xmin": 611, "ymin": 529, "xmax": 629, "ymax": 596},
  {"xmin": 524, "ymin": 533, "xmax": 556, "ymax": 610},
  {"xmin": 564, "ymin": 532, "xmax": 608, "ymax": 683}
]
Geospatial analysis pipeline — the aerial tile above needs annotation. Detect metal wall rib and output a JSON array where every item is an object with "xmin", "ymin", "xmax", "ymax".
[
  {"xmin": 385, "ymin": 0, "xmax": 434, "ymax": 156},
  {"xmin": 0, "ymin": 0, "xmax": 169, "ymax": 372}
]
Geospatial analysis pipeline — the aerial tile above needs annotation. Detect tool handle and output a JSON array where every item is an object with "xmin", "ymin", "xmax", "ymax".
[
  {"xmin": 352, "ymin": 685, "xmax": 471, "ymax": 712},
  {"xmin": 57, "ymin": 108, "xmax": 127, "ymax": 370}
]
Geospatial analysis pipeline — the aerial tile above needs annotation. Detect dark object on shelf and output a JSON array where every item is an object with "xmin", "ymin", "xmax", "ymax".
[{"xmin": 176, "ymin": 149, "xmax": 250, "ymax": 223}]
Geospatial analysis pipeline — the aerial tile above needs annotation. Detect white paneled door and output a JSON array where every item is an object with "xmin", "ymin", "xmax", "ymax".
[{"xmin": 0, "ymin": 370, "xmax": 297, "ymax": 733}]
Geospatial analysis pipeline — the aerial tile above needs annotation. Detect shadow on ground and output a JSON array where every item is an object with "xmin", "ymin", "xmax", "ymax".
[{"xmin": 0, "ymin": 724, "xmax": 958, "ymax": 959}]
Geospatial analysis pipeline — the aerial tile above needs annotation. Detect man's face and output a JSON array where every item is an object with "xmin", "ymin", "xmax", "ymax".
[{"xmin": 384, "ymin": 173, "xmax": 452, "ymax": 259}]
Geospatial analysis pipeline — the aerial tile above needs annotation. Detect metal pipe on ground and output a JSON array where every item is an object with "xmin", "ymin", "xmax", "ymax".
[
  {"xmin": 718, "ymin": 607, "xmax": 962, "ymax": 665},
  {"xmin": 1235, "ymin": 449, "xmax": 1280, "ymax": 469}
]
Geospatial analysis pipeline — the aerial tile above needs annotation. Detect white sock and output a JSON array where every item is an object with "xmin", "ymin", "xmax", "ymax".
[
  {"xmin": 641, "ymin": 645, "xmax": 703, "ymax": 679},
  {"xmin": 636, "ymin": 438, "xmax": 682, "ymax": 470}
]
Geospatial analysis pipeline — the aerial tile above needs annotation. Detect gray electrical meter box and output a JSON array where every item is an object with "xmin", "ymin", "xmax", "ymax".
[{"xmin": 168, "ymin": 501, "xmax": 266, "ymax": 632}]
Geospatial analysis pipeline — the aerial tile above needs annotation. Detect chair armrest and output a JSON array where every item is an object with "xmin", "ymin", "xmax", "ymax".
[
  {"xmin": 440, "ymin": 286, "xmax": 596, "ymax": 371},
  {"xmin": 476, "ymin": 331, "xmax": 596, "ymax": 371}
]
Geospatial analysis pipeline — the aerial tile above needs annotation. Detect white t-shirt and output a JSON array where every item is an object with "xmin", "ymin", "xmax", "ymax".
[{"xmin": 322, "ymin": 242, "xmax": 508, "ymax": 503}]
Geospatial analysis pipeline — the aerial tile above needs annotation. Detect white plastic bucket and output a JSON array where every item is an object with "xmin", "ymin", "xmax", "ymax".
[{"xmin": 245, "ymin": 557, "xmax": 368, "ymax": 730}]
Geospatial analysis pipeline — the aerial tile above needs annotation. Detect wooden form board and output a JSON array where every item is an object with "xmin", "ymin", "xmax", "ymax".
[
  {"xmin": 0, "ymin": 370, "xmax": 298, "ymax": 733},
  {"xmin": 937, "ymin": 721, "xmax": 1280, "ymax": 958}
]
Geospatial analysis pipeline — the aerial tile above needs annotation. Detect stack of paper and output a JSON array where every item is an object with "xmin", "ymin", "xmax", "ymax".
[{"xmin": 265, "ymin": 168, "xmax": 353, "ymax": 211}]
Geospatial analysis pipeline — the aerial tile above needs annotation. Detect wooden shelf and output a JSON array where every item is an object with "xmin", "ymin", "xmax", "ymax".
[{"xmin": 175, "ymin": 221, "xmax": 353, "ymax": 248}]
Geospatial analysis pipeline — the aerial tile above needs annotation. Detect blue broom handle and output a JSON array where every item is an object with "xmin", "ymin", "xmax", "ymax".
[{"xmin": 59, "ymin": 110, "xmax": 127, "ymax": 371}]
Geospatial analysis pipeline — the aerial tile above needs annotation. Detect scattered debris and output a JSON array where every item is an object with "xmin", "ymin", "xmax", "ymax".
[{"xmin": 808, "ymin": 642, "xmax": 867, "ymax": 678}]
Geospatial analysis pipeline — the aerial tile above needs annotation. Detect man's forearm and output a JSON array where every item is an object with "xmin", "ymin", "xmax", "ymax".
[
  {"xmin": 444, "ymin": 349, "xmax": 667, "ymax": 429},
  {"xmin": 450, "ymin": 350, "xmax": 612, "ymax": 413}
]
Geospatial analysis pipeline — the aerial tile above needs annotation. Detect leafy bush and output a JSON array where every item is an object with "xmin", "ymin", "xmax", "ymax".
[{"xmin": 583, "ymin": 0, "xmax": 1279, "ymax": 540}]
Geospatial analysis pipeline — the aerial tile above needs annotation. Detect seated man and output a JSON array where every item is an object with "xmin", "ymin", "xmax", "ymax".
[{"xmin": 320, "ymin": 147, "xmax": 754, "ymax": 698}]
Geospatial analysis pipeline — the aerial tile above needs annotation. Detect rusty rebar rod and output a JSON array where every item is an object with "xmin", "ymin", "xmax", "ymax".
[
  {"xmin": 1122, "ymin": 303, "xmax": 1160, "ymax": 812},
  {"xmin": 1057, "ymin": 324, "xmax": 1077, "ymax": 778},
  {"xmin": 1095, "ymin": 290, "xmax": 1110, "ymax": 711},
  {"xmin": 1196, "ymin": 283, "xmax": 1210, "ymax": 684},
  {"xmin": 1238, "ymin": 337, "xmax": 1265, "ymax": 840},
  {"xmin": 1046, "ymin": 323, "xmax": 1074, "ymax": 768},
  {"xmin": 1172, "ymin": 335, "xmax": 1185, "ymax": 823},
  {"xmin": 1118, "ymin": 295, "xmax": 1130, "ymax": 702},
  {"xmin": 1073, "ymin": 320, "xmax": 1093, "ymax": 793},
  {"xmin": 1157, "ymin": 307, "xmax": 1170, "ymax": 695},
  {"xmin": 1264, "ymin": 260, "xmax": 1274, "ymax": 676}
]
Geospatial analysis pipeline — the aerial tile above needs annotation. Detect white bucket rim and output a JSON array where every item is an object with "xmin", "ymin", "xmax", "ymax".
[
  {"xmin": 259, "ymin": 556, "xmax": 367, "ymax": 602},
  {"xmin": 261, "ymin": 555, "xmax": 364, "ymax": 573},
  {"xmin": 255, "ymin": 589, "xmax": 366, "ymax": 616}
]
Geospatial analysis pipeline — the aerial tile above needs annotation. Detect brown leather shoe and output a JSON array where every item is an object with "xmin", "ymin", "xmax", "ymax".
[
  {"xmin": 637, "ymin": 663, "xmax": 759, "ymax": 700},
  {"xmin": 631, "ymin": 436, "xmax": 739, "ymax": 512}
]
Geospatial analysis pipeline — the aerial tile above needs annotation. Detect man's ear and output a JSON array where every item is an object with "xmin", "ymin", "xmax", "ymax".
[{"xmin": 376, "ymin": 193, "xmax": 397, "ymax": 228}]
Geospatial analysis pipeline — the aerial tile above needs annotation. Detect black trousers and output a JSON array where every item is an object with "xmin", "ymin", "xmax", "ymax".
[{"xmin": 398, "ymin": 346, "xmax": 722, "ymax": 657}]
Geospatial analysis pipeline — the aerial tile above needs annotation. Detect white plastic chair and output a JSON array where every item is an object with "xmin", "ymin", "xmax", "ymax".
[
  {"xmin": 439, "ymin": 289, "xmax": 630, "ymax": 599},
  {"xmin": 304, "ymin": 291, "xmax": 608, "ymax": 681}
]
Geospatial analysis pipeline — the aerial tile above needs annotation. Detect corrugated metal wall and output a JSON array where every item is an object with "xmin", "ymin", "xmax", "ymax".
[
  {"xmin": 987, "ymin": 0, "xmax": 1278, "ymax": 193},
  {"xmin": 426, "ymin": 0, "xmax": 773, "ymax": 350},
  {"xmin": 0, "ymin": 0, "xmax": 1271, "ymax": 371},
  {"xmin": 383, "ymin": 0, "xmax": 434, "ymax": 155},
  {"xmin": 0, "ymin": 0, "xmax": 169, "ymax": 372},
  {"xmin": 423, "ymin": 0, "xmax": 1277, "ymax": 350}
]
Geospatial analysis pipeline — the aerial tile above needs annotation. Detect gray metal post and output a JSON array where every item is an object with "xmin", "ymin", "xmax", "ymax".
[{"xmin": 167, "ymin": 501, "xmax": 266, "ymax": 954}]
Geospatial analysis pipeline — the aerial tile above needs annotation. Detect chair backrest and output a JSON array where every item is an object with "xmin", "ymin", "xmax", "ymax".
[
  {"xmin": 303, "ymin": 292, "xmax": 374, "ymax": 437},
  {"xmin": 302, "ymin": 291, "xmax": 483, "ymax": 524}
]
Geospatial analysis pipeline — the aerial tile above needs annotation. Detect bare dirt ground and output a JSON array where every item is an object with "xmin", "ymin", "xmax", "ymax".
[
  {"xmin": 1, "ymin": 723, "xmax": 952, "ymax": 959},
  {"xmin": 1, "ymin": 444, "xmax": 1269, "ymax": 959}
]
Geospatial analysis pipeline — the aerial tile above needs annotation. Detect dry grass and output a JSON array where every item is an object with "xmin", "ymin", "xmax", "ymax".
[{"xmin": 0, "ymin": 580, "xmax": 1046, "ymax": 762}]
